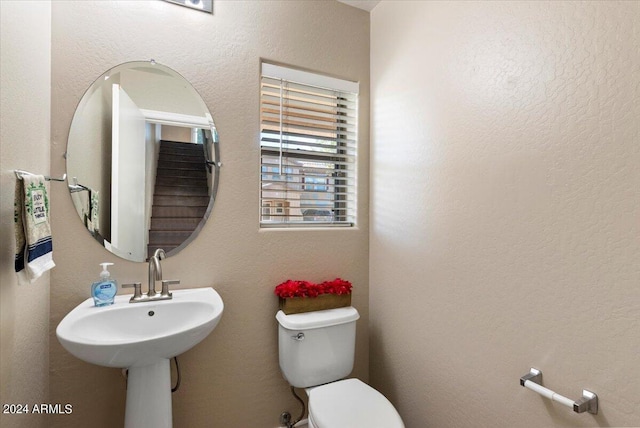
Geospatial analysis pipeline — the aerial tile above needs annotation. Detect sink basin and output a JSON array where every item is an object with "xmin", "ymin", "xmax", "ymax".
[
  {"xmin": 57, "ymin": 287, "xmax": 223, "ymax": 368},
  {"xmin": 57, "ymin": 287, "xmax": 223, "ymax": 428}
]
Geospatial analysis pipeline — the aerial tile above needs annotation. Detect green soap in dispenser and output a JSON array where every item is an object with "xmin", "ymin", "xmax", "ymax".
[{"xmin": 91, "ymin": 262, "xmax": 118, "ymax": 307}]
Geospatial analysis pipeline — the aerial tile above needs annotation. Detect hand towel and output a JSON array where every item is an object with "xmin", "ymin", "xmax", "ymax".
[
  {"xmin": 14, "ymin": 174, "xmax": 55, "ymax": 283},
  {"xmin": 90, "ymin": 190, "xmax": 99, "ymax": 233},
  {"xmin": 70, "ymin": 188, "xmax": 90, "ymax": 228}
]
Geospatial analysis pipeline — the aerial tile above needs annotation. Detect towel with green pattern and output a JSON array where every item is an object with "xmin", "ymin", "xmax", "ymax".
[{"xmin": 14, "ymin": 175, "xmax": 55, "ymax": 283}]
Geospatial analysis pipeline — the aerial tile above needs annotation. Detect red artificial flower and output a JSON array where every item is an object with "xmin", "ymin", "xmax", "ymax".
[
  {"xmin": 323, "ymin": 278, "xmax": 352, "ymax": 295},
  {"xmin": 274, "ymin": 278, "xmax": 352, "ymax": 298}
]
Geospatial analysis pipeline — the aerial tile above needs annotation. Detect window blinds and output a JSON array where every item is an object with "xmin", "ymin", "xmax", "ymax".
[{"xmin": 260, "ymin": 63, "xmax": 359, "ymax": 227}]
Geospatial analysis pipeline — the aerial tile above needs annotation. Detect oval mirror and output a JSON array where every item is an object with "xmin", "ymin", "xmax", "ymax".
[{"xmin": 66, "ymin": 61, "xmax": 220, "ymax": 262}]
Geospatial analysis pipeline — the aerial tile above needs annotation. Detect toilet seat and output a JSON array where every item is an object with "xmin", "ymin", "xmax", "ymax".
[{"xmin": 307, "ymin": 378, "xmax": 404, "ymax": 428}]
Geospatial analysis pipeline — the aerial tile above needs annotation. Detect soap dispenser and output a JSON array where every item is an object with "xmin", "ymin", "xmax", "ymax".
[{"xmin": 91, "ymin": 262, "xmax": 118, "ymax": 307}]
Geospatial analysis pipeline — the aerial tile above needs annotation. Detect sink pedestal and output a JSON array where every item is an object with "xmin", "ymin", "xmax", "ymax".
[{"xmin": 125, "ymin": 359, "xmax": 172, "ymax": 428}]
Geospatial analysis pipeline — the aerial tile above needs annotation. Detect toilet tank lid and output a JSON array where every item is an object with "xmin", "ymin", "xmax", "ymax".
[{"xmin": 276, "ymin": 307, "xmax": 359, "ymax": 330}]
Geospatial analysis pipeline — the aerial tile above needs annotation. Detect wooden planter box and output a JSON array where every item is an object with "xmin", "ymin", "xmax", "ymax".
[{"xmin": 279, "ymin": 293, "xmax": 351, "ymax": 315}]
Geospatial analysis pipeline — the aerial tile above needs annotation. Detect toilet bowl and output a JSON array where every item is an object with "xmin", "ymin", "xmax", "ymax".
[
  {"xmin": 276, "ymin": 307, "xmax": 404, "ymax": 428},
  {"xmin": 306, "ymin": 378, "xmax": 404, "ymax": 428}
]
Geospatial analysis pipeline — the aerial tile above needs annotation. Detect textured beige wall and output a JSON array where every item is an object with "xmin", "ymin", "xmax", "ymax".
[
  {"xmin": 370, "ymin": 1, "xmax": 639, "ymax": 427},
  {"xmin": 0, "ymin": 1, "xmax": 51, "ymax": 428},
  {"xmin": 49, "ymin": 1, "xmax": 369, "ymax": 427}
]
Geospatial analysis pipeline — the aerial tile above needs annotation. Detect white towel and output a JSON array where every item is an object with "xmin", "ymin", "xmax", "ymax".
[
  {"xmin": 70, "ymin": 189, "xmax": 90, "ymax": 228},
  {"xmin": 90, "ymin": 190, "xmax": 99, "ymax": 233},
  {"xmin": 14, "ymin": 174, "xmax": 55, "ymax": 283}
]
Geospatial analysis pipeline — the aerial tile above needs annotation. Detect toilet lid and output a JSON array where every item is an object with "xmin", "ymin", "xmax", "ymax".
[{"xmin": 308, "ymin": 379, "xmax": 404, "ymax": 428}]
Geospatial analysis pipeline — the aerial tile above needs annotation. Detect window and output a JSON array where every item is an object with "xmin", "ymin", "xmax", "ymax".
[{"xmin": 260, "ymin": 63, "xmax": 359, "ymax": 227}]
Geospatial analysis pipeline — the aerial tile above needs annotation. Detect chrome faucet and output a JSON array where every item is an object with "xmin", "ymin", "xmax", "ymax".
[
  {"xmin": 148, "ymin": 249, "xmax": 165, "ymax": 298},
  {"xmin": 123, "ymin": 249, "xmax": 180, "ymax": 303}
]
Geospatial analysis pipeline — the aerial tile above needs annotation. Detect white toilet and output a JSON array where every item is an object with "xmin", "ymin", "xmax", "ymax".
[{"xmin": 276, "ymin": 306, "xmax": 404, "ymax": 428}]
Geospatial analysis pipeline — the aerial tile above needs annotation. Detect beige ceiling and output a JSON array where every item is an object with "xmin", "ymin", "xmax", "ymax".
[{"xmin": 336, "ymin": 0, "xmax": 380, "ymax": 12}]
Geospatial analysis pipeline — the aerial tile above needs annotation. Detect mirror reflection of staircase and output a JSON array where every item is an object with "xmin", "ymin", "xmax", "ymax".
[{"xmin": 148, "ymin": 140, "xmax": 208, "ymax": 259}]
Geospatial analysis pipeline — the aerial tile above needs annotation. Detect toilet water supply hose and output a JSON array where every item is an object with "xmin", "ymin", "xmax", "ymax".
[
  {"xmin": 280, "ymin": 386, "xmax": 306, "ymax": 428},
  {"xmin": 121, "ymin": 356, "xmax": 181, "ymax": 393}
]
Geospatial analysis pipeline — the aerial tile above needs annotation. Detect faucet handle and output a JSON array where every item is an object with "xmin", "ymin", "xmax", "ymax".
[
  {"xmin": 122, "ymin": 282, "xmax": 144, "ymax": 301},
  {"xmin": 161, "ymin": 279, "xmax": 179, "ymax": 297}
]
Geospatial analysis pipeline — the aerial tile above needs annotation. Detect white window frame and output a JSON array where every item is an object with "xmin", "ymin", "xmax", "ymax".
[{"xmin": 259, "ymin": 63, "xmax": 359, "ymax": 228}]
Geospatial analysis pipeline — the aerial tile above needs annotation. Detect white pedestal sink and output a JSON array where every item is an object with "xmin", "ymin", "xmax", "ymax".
[{"xmin": 56, "ymin": 287, "xmax": 223, "ymax": 428}]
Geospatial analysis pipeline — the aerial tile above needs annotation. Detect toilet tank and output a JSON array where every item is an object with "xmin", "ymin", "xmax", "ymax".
[{"xmin": 276, "ymin": 307, "xmax": 360, "ymax": 388}]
